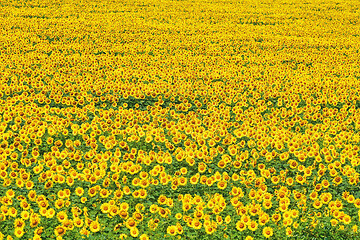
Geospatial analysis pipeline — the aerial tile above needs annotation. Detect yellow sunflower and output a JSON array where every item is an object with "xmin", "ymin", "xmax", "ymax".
[
  {"xmin": 54, "ymin": 226, "xmax": 66, "ymax": 237},
  {"xmin": 263, "ymin": 226, "xmax": 274, "ymax": 238},
  {"xmin": 89, "ymin": 220, "xmax": 101, "ymax": 233},
  {"xmin": 236, "ymin": 221, "xmax": 246, "ymax": 231},
  {"xmin": 14, "ymin": 227, "xmax": 24, "ymax": 238}
]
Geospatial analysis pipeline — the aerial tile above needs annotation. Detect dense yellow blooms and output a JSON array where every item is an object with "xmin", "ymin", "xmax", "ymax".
[{"xmin": 1, "ymin": 0, "xmax": 360, "ymax": 239}]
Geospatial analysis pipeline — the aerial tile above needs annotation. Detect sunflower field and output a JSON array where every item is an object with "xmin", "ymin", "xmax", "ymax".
[{"xmin": 1, "ymin": 0, "xmax": 360, "ymax": 239}]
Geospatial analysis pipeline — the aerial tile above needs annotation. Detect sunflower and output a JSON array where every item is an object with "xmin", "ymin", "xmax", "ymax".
[
  {"xmin": 192, "ymin": 219, "xmax": 202, "ymax": 230},
  {"xmin": 176, "ymin": 222, "xmax": 184, "ymax": 234},
  {"xmin": 186, "ymin": 157, "xmax": 195, "ymax": 166},
  {"xmin": 55, "ymin": 199, "xmax": 65, "ymax": 209},
  {"xmin": 249, "ymin": 205, "xmax": 259, "ymax": 216},
  {"xmin": 109, "ymin": 206, "xmax": 119, "ymax": 217},
  {"xmin": 205, "ymin": 177, "xmax": 214, "ymax": 187},
  {"xmin": 33, "ymin": 227, "xmax": 44, "ymax": 236},
  {"xmin": 39, "ymin": 208, "xmax": 48, "ymax": 217},
  {"xmin": 347, "ymin": 195, "xmax": 355, "ymax": 204},
  {"xmin": 145, "ymin": 135, "xmax": 153, "ymax": 144},
  {"xmin": 65, "ymin": 176, "xmax": 74, "ymax": 186},
  {"xmin": 43, "ymin": 179, "xmax": 54, "ymax": 189},
  {"xmin": 236, "ymin": 221, "xmax": 246, "ymax": 231},
  {"xmin": 125, "ymin": 217, "xmax": 137, "ymax": 229},
  {"xmin": 88, "ymin": 187, "xmax": 97, "ymax": 197},
  {"xmin": 233, "ymin": 160, "xmax": 242, "ymax": 168},
  {"xmin": 79, "ymin": 226, "xmax": 90, "ymax": 237},
  {"xmin": 193, "ymin": 210, "xmax": 203, "ymax": 220},
  {"xmin": 286, "ymin": 227, "xmax": 293, "ymax": 236},
  {"xmin": 63, "ymin": 218, "xmax": 74, "ymax": 230},
  {"xmin": 54, "ymin": 226, "xmax": 66, "ymax": 237},
  {"xmin": 217, "ymin": 159, "xmax": 226, "ymax": 168},
  {"xmin": 198, "ymin": 163, "xmax": 207, "ymax": 173},
  {"xmin": 259, "ymin": 214, "xmax": 269, "ymax": 226},
  {"xmin": 333, "ymin": 176, "xmax": 342, "ymax": 185},
  {"xmin": 133, "ymin": 212, "xmax": 143, "ymax": 222},
  {"xmin": 139, "ymin": 234, "xmax": 150, "ymax": 240},
  {"xmin": 248, "ymin": 220, "xmax": 258, "ymax": 231},
  {"xmin": 58, "ymin": 175, "xmax": 66, "ymax": 184},
  {"xmin": 0, "ymin": 170, "xmax": 7, "ymax": 179},
  {"xmin": 343, "ymin": 215, "xmax": 351, "ymax": 225},
  {"xmin": 119, "ymin": 202, "xmax": 129, "ymax": 212},
  {"xmin": 222, "ymin": 215, "xmax": 230, "ymax": 224},
  {"xmin": 283, "ymin": 218, "xmax": 293, "ymax": 227},
  {"xmin": 286, "ymin": 177, "xmax": 294, "ymax": 186},
  {"xmin": 150, "ymin": 204, "xmax": 159, "ymax": 213},
  {"xmin": 57, "ymin": 211, "xmax": 68, "ymax": 223},
  {"xmin": 28, "ymin": 190, "xmax": 37, "ymax": 201},
  {"xmin": 160, "ymin": 207, "xmax": 170, "ymax": 218},
  {"xmin": 89, "ymin": 220, "xmax": 101, "ymax": 233},
  {"xmin": 182, "ymin": 203, "xmax": 192, "ymax": 212},
  {"xmin": 279, "ymin": 203, "xmax": 288, "ymax": 212},
  {"xmin": 166, "ymin": 198, "xmax": 174, "ymax": 207},
  {"xmin": 205, "ymin": 225, "xmax": 216, "ymax": 234},
  {"xmin": 167, "ymin": 225, "xmax": 177, "ymax": 236},
  {"xmin": 354, "ymin": 198, "xmax": 360, "ymax": 208},
  {"xmin": 295, "ymin": 175, "xmax": 306, "ymax": 185},
  {"xmin": 335, "ymin": 200, "xmax": 343, "ymax": 210},
  {"xmin": 8, "ymin": 207, "xmax": 17, "ymax": 217},
  {"xmin": 16, "ymin": 179, "xmax": 24, "ymax": 188},
  {"xmin": 330, "ymin": 219, "xmax": 338, "ymax": 226},
  {"xmin": 129, "ymin": 226, "xmax": 139, "ymax": 237},
  {"xmin": 179, "ymin": 177, "xmax": 187, "ymax": 186},
  {"xmin": 309, "ymin": 191, "xmax": 318, "ymax": 201},
  {"xmin": 123, "ymin": 185, "xmax": 132, "ymax": 194},
  {"xmin": 14, "ymin": 227, "xmax": 24, "ymax": 238},
  {"xmin": 14, "ymin": 218, "xmax": 25, "ymax": 229},
  {"xmin": 217, "ymin": 180, "xmax": 227, "ymax": 190},
  {"xmin": 100, "ymin": 203, "xmax": 111, "ymax": 214},
  {"xmin": 272, "ymin": 213, "xmax": 281, "ymax": 222},
  {"xmin": 263, "ymin": 200, "xmax": 272, "ymax": 210},
  {"xmin": 313, "ymin": 199, "xmax": 323, "ymax": 209},
  {"xmin": 20, "ymin": 200, "xmax": 30, "ymax": 210},
  {"xmin": 158, "ymin": 195, "xmax": 167, "ymax": 205},
  {"xmin": 351, "ymin": 224, "xmax": 358, "ymax": 234},
  {"xmin": 10, "ymin": 152, "xmax": 18, "ymax": 160},
  {"xmin": 248, "ymin": 189, "xmax": 256, "ymax": 199},
  {"xmin": 21, "ymin": 211, "xmax": 30, "ymax": 220},
  {"xmin": 44, "ymin": 207, "xmax": 55, "ymax": 219},
  {"xmin": 116, "ymin": 210, "xmax": 127, "ymax": 219},
  {"xmin": 100, "ymin": 189, "xmax": 110, "ymax": 198},
  {"xmin": 267, "ymin": 174, "xmax": 278, "ymax": 184},
  {"xmin": 57, "ymin": 190, "xmax": 66, "ymax": 199},
  {"xmin": 262, "ymin": 226, "xmax": 273, "ymax": 238},
  {"xmin": 179, "ymin": 167, "xmax": 188, "ymax": 175},
  {"xmin": 190, "ymin": 175, "xmax": 199, "ymax": 185},
  {"xmin": 232, "ymin": 173, "xmax": 240, "ymax": 181}
]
